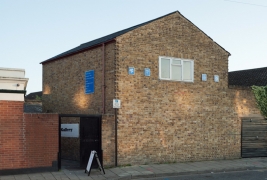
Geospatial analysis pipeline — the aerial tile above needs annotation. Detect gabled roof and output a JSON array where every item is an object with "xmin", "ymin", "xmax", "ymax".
[
  {"xmin": 229, "ymin": 67, "xmax": 267, "ymax": 86},
  {"xmin": 41, "ymin": 11, "xmax": 178, "ymax": 64},
  {"xmin": 41, "ymin": 11, "xmax": 230, "ymax": 64}
]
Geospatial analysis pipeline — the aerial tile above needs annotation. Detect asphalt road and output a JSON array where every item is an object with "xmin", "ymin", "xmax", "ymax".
[{"xmin": 137, "ymin": 169, "xmax": 267, "ymax": 180}]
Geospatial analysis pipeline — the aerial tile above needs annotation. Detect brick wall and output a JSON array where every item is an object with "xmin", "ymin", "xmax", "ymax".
[
  {"xmin": 0, "ymin": 100, "xmax": 58, "ymax": 173},
  {"xmin": 0, "ymin": 101, "xmax": 25, "ymax": 170},
  {"xmin": 229, "ymin": 86, "xmax": 261, "ymax": 117},
  {"xmin": 42, "ymin": 42, "xmax": 115, "ymax": 115},
  {"xmin": 102, "ymin": 114, "xmax": 115, "ymax": 166},
  {"xmin": 42, "ymin": 42, "xmax": 116, "ymax": 166},
  {"xmin": 23, "ymin": 113, "xmax": 58, "ymax": 169},
  {"xmin": 114, "ymin": 12, "xmax": 260, "ymax": 165}
]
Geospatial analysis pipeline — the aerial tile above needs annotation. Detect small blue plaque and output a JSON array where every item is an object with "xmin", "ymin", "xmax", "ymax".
[
  {"xmin": 128, "ymin": 67, "xmax": 135, "ymax": 75},
  {"xmin": 85, "ymin": 70, "xmax": 94, "ymax": 94},
  {"xmin": 202, "ymin": 74, "xmax": 207, "ymax": 81},
  {"xmin": 144, "ymin": 68, "xmax": 150, "ymax": 76}
]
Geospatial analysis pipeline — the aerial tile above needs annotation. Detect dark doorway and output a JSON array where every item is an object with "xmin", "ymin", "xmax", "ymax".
[
  {"xmin": 80, "ymin": 117, "xmax": 102, "ymax": 168},
  {"xmin": 58, "ymin": 114, "xmax": 102, "ymax": 170}
]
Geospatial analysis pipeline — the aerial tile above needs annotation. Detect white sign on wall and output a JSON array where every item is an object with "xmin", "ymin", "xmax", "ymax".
[
  {"xmin": 113, "ymin": 99, "xmax": 121, "ymax": 108},
  {"xmin": 61, "ymin": 124, "xmax": 79, "ymax": 138}
]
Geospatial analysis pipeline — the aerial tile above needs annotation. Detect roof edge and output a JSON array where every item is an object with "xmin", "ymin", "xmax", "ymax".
[
  {"xmin": 40, "ymin": 39, "xmax": 116, "ymax": 64},
  {"xmin": 40, "ymin": 11, "xmax": 179, "ymax": 64},
  {"xmin": 41, "ymin": 10, "xmax": 230, "ymax": 64},
  {"xmin": 229, "ymin": 66, "xmax": 267, "ymax": 73}
]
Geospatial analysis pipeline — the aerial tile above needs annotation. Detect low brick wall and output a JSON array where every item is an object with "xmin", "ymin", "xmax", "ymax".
[{"xmin": 0, "ymin": 101, "xmax": 58, "ymax": 175}]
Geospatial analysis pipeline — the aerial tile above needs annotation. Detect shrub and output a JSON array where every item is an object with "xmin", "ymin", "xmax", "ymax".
[{"xmin": 251, "ymin": 85, "xmax": 267, "ymax": 119}]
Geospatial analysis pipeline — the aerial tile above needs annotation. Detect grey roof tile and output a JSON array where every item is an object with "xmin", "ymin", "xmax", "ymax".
[{"xmin": 229, "ymin": 67, "xmax": 267, "ymax": 86}]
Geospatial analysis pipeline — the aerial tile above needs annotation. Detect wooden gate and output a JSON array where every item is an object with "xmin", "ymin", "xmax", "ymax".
[{"xmin": 242, "ymin": 118, "xmax": 267, "ymax": 158}]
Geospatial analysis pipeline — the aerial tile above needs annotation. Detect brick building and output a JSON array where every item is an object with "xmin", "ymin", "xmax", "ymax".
[
  {"xmin": 41, "ymin": 11, "xmax": 261, "ymax": 167},
  {"xmin": 0, "ymin": 68, "xmax": 58, "ymax": 175}
]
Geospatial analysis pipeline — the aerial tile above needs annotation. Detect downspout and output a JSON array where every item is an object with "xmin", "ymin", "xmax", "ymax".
[
  {"xmin": 114, "ymin": 41, "xmax": 118, "ymax": 166},
  {"xmin": 58, "ymin": 116, "xmax": 61, "ymax": 170},
  {"xmin": 102, "ymin": 43, "xmax": 105, "ymax": 114},
  {"xmin": 102, "ymin": 43, "xmax": 107, "ymax": 166},
  {"xmin": 115, "ymin": 109, "xmax": 118, "ymax": 166},
  {"xmin": 102, "ymin": 41, "xmax": 118, "ymax": 166}
]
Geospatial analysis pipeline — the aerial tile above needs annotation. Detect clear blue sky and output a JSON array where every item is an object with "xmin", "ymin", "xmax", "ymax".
[{"xmin": 1, "ymin": 0, "xmax": 266, "ymax": 94}]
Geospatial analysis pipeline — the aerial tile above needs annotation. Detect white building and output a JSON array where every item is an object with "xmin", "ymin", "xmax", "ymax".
[{"xmin": 0, "ymin": 67, "xmax": 28, "ymax": 101}]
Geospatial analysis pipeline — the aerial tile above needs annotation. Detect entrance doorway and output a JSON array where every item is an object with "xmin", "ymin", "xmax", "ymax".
[
  {"xmin": 58, "ymin": 114, "xmax": 102, "ymax": 170},
  {"xmin": 80, "ymin": 117, "xmax": 102, "ymax": 168}
]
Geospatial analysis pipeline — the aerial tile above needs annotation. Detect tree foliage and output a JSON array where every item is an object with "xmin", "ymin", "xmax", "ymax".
[
  {"xmin": 35, "ymin": 95, "xmax": 42, "ymax": 101},
  {"xmin": 251, "ymin": 85, "xmax": 267, "ymax": 119}
]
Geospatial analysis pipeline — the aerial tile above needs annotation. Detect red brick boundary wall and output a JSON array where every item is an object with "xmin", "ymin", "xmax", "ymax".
[{"xmin": 0, "ymin": 101, "xmax": 58, "ymax": 175}]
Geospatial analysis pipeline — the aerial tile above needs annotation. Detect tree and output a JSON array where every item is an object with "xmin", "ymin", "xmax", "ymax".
[
  {"xmin": 35, "ymin": 95, "xmax": 42, "ymax": 101},
  {"xmin": 251, "ymin": 85, "xmax": 267, "ymax": 119}
]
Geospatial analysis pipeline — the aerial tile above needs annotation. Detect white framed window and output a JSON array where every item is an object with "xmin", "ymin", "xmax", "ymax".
[{"xmin": 159, "ymin": 56, "xmax": 194, "ymax": 82}]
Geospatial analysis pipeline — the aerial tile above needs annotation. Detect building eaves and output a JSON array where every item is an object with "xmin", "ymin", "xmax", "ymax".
[{"xmin": 41, "ymin": 10, "xmax": 231, "ymax": 64}]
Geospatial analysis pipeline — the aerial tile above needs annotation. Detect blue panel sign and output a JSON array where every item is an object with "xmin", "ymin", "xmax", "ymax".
[
  {"xmin": 85, "ymin": 70, "xmax": 94, "ymax": 94},
  {"xmin": 144, "ymin": 68, "xmax": 150, "ymax": 76},
  {"xmin": 128, "ymin": 67, "xmax": 135, "ymax": 75}
]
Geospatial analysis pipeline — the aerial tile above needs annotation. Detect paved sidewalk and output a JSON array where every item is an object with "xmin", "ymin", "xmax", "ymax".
[{"xmin": 1, "ymin": 158, "xmax": 267, "ymax": 180}]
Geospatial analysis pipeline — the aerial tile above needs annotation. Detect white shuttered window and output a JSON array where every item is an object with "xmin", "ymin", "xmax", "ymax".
[{"xmin": 159, "ymin": 56, "xmax": 194, "ymax": 82}]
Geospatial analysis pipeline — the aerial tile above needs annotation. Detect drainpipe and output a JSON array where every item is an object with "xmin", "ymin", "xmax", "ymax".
[
  {"xmin": 115, "ymin": 109, "xmax": 118, "ymax": 166},
  {"xmin": 102, "ymin": 43, "xmax": 105, "ymax": 114},
  {"xmin": 102, "ymin": 41, "xmax": 118, "ymax": 166}
]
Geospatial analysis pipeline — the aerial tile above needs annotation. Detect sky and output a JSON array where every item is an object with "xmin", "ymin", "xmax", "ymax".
[{"xmin": 1, "ymin": 0, "xmax": 267, "ymax": 94}]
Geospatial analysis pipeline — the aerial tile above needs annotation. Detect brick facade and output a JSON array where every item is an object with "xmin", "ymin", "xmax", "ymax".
[
  {"xmin": 102, "ymin": 114, "xmax": 115, "ymax": 166},
  {"xmin": 115, "ymin": 13, "xmax": 226, "ymax": 165},
  {"xmin": 0, "ymin": 101, "xmax": 58, "ymax": 173},
  {"xmin": 42, "ymin": 12, "xmax": 261, "ymax": 167},
  {"xmin": 42, "ymin": 42, "xmax": 116, "ymax": 166},
  {"xmin": 42, "ymin": 42, "xmax": 115, "ymax": 115}
]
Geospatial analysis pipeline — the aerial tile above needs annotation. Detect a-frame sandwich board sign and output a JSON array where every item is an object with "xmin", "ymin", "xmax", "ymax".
[{"xmin": 85, "ymin": 150, "xmax": 105, "ymax": 176}]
